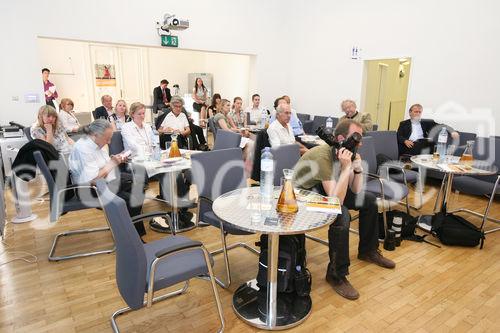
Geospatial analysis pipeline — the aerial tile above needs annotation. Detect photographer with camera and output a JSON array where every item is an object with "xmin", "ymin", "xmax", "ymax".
[{"xmin": 293, "ymin": 119, "xmax": 395, "ymax": 300}]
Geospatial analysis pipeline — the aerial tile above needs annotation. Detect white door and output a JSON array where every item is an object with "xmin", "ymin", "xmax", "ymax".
[{"xmin": 117, "ymin": 47, "xmax": 144, "ymax": 106}]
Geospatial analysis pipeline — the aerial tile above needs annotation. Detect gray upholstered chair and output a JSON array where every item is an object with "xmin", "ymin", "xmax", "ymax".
[
  {"xmin": 366, "ymin": 130, "xmax": 422, "ymax": 208},
  {"xmin": 208, "ymin": 117, "xmax": 218, "ymax": 139},
  {"xmin": 358, "ymin": 136, "xmax": 410, "ymax": 227},
  {"xmin": 451, "ymin": 137, "xmax": 500, "ymax": 234},
  {"xmin": 95, "ymin": 180, "xmax": 224, "ymax": 333},
  {"xmin": 307, "ymin": 115, "xmax": 338, "ymax": 134},
  {"xmin": 296, "ymin": 112, "xmax": 311, "ymax": 124},
  {"xmin": 372, "ymin": 124, "xmax": 379, "ymax": 131},
  {"xmin": 270, "ymin": 143, "xmax": 300, "ymax": 186},
  {"xmin": 33, "ymin": 150, "xmax": 114, "ymax": 261},
  {"xmin": 191, "ymin": 148, "xmax": 258, "ymax": 288},
  {"xmin": 109, "ymin": 131, "xmax": 125, "ymax": 155},
  {"xmin": 213, "ymin": 129, "xmax": 241, "ymax": 150},
  {"xmin": 23, "ymin": 127, "xmax": 33, "ymax": 141}
]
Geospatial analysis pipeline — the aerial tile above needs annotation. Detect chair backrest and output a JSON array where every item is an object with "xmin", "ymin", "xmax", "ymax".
[
  {"xmin": 270, "ymin": 144, "xmax": 300, "ymax": 186},
  {"xmin": 92, "ymin": 110, "xmax": 98, "ymax": 120},
  {"xmin": 250, "ymin": 130, "xmax": 271, "ymax": 181},
  {"xmin": 23, "ymin": 127, "xmax": 33, "ymax": 141},
  {"xmin": 95, "ymin": 180, "xmax": 147, "ymax": 310},
  {"xmin": 372, "ymin": 124, "xmax": 379, "ymax": 131},
  {"xmin": 213, "ymin": 129, "xmax": 241, "ymax": 150},
  {"xmin": 208, "ymin": 117, "xmax": 217, "ymax": 139},
  {"xmin": 109, "ymin": 131, "xmax": 124, "ymax": 155},
  {"xmin": 312, "ymin": 116, "xmax": 329, "ymax": 133},
  {"xmin": 458, "ymin": 131, "xmax": 476, "ymax": 146},
  {"xmin": 365, "ymin": 131, "xmax": 399, "ymax": 161},
  {"xmin": 297, "ymin": 113, "xmax": 310, "ymax": 124},
  {"xmin": 357, "ymin": 136, "xmax": 378, "ymax": 174},
  {"xmin": 75, "ymin": 112, "xmax": 92, "ymax": 126},
  {"xmin": 473, "ymin": 136, "xmax": 499, "ymax": 167},
  {"xmin": 33, "ymin": 150, "xmax": 69, "ymax": 196},
  {"xmin": 154, "ymin": 110, "xmax": 168, "ymax": 130},
  {"xmin": 190, "ymin": 148, "xmax": 246, "ymax": 201}
]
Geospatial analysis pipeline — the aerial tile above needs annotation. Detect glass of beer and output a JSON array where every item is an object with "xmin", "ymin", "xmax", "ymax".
[{"xmin": 432, "ymin": 146, "xmax": 440, "ymax": 161}]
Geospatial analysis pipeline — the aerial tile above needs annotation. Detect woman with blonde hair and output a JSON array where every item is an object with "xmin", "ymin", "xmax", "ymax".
[
  {"xmin": 120, "ymin": 102, "xmax": 155, "ymax": 158},
  {"xmin": 31, "ymin": 105, "xmax": 74, "ymax": 153},
  {"xmin": 109, "ymin": 99, "xmax": 131, "ymax": 131},
  {"xmin": 58, "ymin": 98, "xmax": 80, "ymax": 133}
]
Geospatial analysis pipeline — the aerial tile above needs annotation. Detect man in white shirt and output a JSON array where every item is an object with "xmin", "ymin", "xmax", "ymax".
[
  {"xmin": 267, "ymin": 103, "xmax": 308, "ymax": 155},
  {"xmin": 158, "ymin": 96, "xmax": 191, "ymax": 148},
  {"xmin": 244, "ymin": 94, "xmax": 263, "ymax": 125},
  {"xmin": 69, "ymin": 119, "xmax": 147, "ymax": 238}
]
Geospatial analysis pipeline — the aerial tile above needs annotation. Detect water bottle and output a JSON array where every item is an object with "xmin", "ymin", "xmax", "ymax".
[
  {"xmin": 325, "ymin": 117, "xmax": 334, "ymax": 134},
  {"xmin": 437, "ymin": 127, "xmax": 448, "ymax": 163},
  {"xmin": 260, "ymin": 147, "xmax": 274, "ymax": 210},
  {"xmin": 153, "ymin": 144, "xmax": 161, "ymax": 161}
]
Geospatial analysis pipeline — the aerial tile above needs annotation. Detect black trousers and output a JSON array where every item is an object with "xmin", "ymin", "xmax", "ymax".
[
  {"xmin": 328, "ymin": 190, "xmax": 380, "ymax": 278},
  {"xmin": 189, "ymin": 122, "xmax": 207, "ymax": 147}
]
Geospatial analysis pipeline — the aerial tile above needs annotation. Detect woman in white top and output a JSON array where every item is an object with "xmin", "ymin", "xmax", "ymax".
[
  {"xmin": 58, "ymin": 98, "xmax": 80, "ymax": 133},
  {"xmin": 120, "ymin": 102, "xmax": 155, "ymax": 158},
  {"xmin": 192, "ymin": 77, "xmax": 208, "ymax": 125},
  {"xmin": 31, "ymin": 105, "xmax": 74, "ymax": 154},
  {"xmin": 109, "ymin": 99, "xmax": 131, "ymax": 131}
]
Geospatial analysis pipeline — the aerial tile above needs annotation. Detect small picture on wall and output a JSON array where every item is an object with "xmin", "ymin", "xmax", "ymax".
[{"xmin": 95, "ymin": 64, "xmax": 116, "ymax": 86}]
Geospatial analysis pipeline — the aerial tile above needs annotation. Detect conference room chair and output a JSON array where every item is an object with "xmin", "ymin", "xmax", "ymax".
[
  {"xmin": 358, "ymin": 136, "xmax": 410, "ymax": 228},
  {"xmin": 296, "ymin": 112, "xmax": 310, "ymax": 124},
  {"xmin": 270, "ymin": 143, "xmax": 301, "ymax": 186},
  {"xmin": 306, "ymin": 116, "xmax": 338, "ymax": 134},
  {"xmin": 191, "ymin": 148, "xmax": 259, "ymax": 288},
  {"xmin": 23, "ymin": 127, "xmax": 33, "ymax": 141},
  {"xmin": 250, "ymin": 130, "xmax": 271, "ymax": 183},
  {"xmin": 212, "ymin": 129, "xmax": 241, "ymax": 150},
  {"xmin": 95, "ymin": 180, "xmax": 224, "ymax": 333},
  {"xmin": 208, "ymin": 117, "xmax": 218, "ymax": 139},
  {"xmin": 366, "ymin": 130, "xmax": 422, "ymax": 209},
  {"xmin": 33, "ymin": 150, "xmax": 113, "ymax": 261},
  {"xmin": 451, "ymin": 136, "xmax": 500, "ymax": 234},
  {"xmin": 372, "ymin": 124, "xmax": 378, "ymax": 131}
]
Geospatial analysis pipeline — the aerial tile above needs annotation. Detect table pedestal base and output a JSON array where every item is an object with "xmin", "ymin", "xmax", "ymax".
[{"xmin": 233, "ymin": 280, "xmax": 311, "ymax": 330}]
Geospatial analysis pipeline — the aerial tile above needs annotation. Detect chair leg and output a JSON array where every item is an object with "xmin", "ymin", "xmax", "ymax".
[
  {"xmin": 201, "ymin": 246, "xmax": 226, "ymax": 333},
  {"xmin": 48, "ymin": 227, "xmax": 115, "ymax": 261},
  {"xmin": 111, "ymin": 281, "xmax": 190, "ymax": 333},
  {"xmin": 210, "ymin": 228, "xmax": 259, "ymax": 289}
]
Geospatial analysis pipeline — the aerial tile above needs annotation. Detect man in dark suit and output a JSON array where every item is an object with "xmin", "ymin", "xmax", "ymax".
[
  {"xmin": 397, "ymin": 104, "xmax": 459, "ymax": 156},
  {"xmin": 153, "ymin": 79, "xmax": 172, "ymax": 113},
  {"xmin": 94, "ymin": 95, "xmax": 113, "ymax": 120}
]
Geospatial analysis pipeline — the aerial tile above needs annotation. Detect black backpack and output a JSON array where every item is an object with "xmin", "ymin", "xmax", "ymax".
[
  {"xmin": 431, "ymin": 213, "xmax": 485, "ymax": 248},
  {"xmin": 256, "ymin": 234, "xmax": 311, "ymax": 296}
]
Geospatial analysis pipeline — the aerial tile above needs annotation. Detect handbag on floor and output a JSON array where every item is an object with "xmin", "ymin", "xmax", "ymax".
[{"xmin": 431, "ymin": 212, "xmax": 485, "ymax": 248}]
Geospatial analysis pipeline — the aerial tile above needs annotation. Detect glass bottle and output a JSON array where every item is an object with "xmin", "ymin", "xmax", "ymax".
[
  {"xmin": 277, "ymin": 169, "xmax": 298, "ymax": 213},
  {"xmin": 460, "ymin": 140, "xmax": 474, "ymax": 167},
  {"xmin": 168, "ymin": 133, "xmax": 182, "ymax": 158}
]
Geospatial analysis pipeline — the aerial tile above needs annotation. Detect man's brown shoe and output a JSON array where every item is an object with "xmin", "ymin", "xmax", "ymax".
[
  {"xmin": 358, "ymin": 249, "xmax": 396, "ymax": 269},
  {"xmin": 326, "ymin": 274, "xmax": 360, "ymax": 300}
]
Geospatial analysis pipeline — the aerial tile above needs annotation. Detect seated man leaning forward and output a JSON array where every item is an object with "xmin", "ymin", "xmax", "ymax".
[
  {"xmin": 267, "ymin": 102, "xmax": 308, "ymax": 155},
  {"xmin": 68, "ymin": 119, "xmax": 147, "ymax": 239},
  {"xmin": 397, "ymin": 103, "xmax": 459, "ymax": 156},
  {"xmin": 293, "ymin": 119, "xmax": 395, "ymax": 300}
]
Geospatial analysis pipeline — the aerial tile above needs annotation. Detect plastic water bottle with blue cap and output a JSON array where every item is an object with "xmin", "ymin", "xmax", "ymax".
[{"xmin": 260, "ymin": 147, "xmax": 274, "ymax": 210}]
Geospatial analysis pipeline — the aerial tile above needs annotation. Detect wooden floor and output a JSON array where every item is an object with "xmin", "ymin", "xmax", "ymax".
[{"xmin": 1, "ymin": 176, "xmax": 499, "ymax": 333}]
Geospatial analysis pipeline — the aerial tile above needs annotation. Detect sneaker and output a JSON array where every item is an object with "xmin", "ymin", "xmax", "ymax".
[
  {"xmin": 325, "ymin": 274, "xmax": 359, "ymax": 300},
  {"xmin": 358, "ymin": 249, "xmax": 396, "ymax": 269},
  {"xmin": 149, "ymin": 216, "xmax": 172, "ymax": 233}
]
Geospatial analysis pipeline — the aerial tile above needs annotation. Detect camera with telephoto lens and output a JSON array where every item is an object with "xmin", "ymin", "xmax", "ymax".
[{"xmin": 316, "ymin": 126, "xmax": 362, "ymax": 161}]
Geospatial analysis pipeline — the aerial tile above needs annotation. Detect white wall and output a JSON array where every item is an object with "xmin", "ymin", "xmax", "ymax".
[
  {"xmin": 0, "ymin": 0, "xmax": 291, "ymax": 126},
  {"xmin": 286, "ymin": 0, "xmax": 500, "ymax": 135},
  {"xmin": 2, "ymin": 0, "xmax": 499, "ymax": 135}
]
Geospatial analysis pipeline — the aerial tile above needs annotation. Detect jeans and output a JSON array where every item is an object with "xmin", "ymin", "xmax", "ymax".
[{"xmin": 327, "ymin": 190, "xmax": 380, "ymax": 278}]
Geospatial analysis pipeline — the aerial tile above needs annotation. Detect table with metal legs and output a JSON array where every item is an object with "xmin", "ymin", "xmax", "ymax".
[{"xmin": 213, "ymin": 187, "xmax": 337, "ymax": 330}]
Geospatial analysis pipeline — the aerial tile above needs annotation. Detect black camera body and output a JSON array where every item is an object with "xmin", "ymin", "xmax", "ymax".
[{"xmin": 316, "ymin": 126, "xmax": 362, "ymax": 161}]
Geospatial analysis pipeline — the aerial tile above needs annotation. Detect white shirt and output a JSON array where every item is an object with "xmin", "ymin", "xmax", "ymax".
[
  {"xmin": 69, "ymin": 137, "xmax": 116, "ymax": 184},
  {"xmin": 409, "ymin": 119, "xmax": 424, "ymax": 141},
  {"xmin": 121, "ymin": 121, "xmax": 155, "ymax": 157},
  {"xmin": 59, "ymin": 110, "xmax": 80, "ymax": 132},
  {"xmin": 160, "ymin": 112, "xmax": 189, "ymax": 131},
  {"xmin": 267, "ymin": 120, "xmax": 296, "ymax": 147},
  {"xmin": 244, "ymin": 106, "xmax": 262, "ymax": 124}
]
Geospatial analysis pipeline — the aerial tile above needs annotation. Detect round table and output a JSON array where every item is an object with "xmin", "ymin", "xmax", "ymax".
[
  {"xmin": 411, "ymin": 154, "xmax": 497, "ymax": 213},
  {"xmin": 212, "ymin": 187, "xmax": 338, "ymax": 330},
  {"xmin": 132, "ymin": 149, "xmax": 201, "ymax": 232}
]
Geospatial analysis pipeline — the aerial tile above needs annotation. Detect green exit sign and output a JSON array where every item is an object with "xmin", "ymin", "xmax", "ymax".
[{"xmin": 161, "ymin": 35, "xmax": 179, "ymax": 47}]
